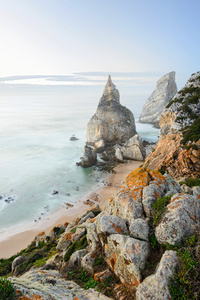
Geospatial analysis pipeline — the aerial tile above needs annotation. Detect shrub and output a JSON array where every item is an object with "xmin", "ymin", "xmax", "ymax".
[
  {"xmin": 179, "ymin": 178, "xmax": 200, "ymax": 187},
  {"xmin": 150, "ymin": 195, "xmax": 172, "ymax": 226},
  {"xmin": 64, "ymin": 235, "xmax": 88, "ymax": 262},
  {"xmin": 181, "ymin": 118, "xmax": 200, "ymax": 145},
  {"xmin": 0, "ymin": 278, "xmax": 16, "ymax": 300},
  {"xmin": 169, "ymin": 235, "xmax": 200, "ymax": 300}
]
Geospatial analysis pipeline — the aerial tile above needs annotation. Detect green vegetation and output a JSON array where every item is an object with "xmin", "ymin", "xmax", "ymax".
[
  {"xmin": 181, "ymin": 118, "xmax": 200, "ymax": 145},
  {"xmin": 169, "ymin": 235, "xmax": 200, "ymax": 300},
  {"xmin": 158, "ymin": 166, "xmax": 167, "ymax": 175},
  {"xmin": 64, "ymin": 235, "xmax": 88, "ymax": 262},
  {"xmin": 70, "ymin": 227, "xmax": 77, "ymax": 233},
  {"xmin": 179, "ymin": 177, "xmax": 200, "ymax": 187},
  {"xmin": 0, "ymin": 278, "xmax": 16, "ymax": 300},
  {"xmin": 94, "ymin": 254, "xmax": 104, "ymax": 266},
  {"xmin": 150, "ymin": 195, "xmax": 172, "ymax": 226},
  {"xmin": 0, "ymin": 240, "xmax": 57, "ymax": 277}
]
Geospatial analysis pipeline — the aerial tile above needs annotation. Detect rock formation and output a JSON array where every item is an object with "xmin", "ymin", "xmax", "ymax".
[
  {"xmin": 8, "ymin": 167, "xmax": 200, "ymax": 299},
  {"xmin": 139, "ymin": 71, "xmax": 177, "ymax": 127},
  {"xmin": 144, "ymin": 71, "xmax": 200, "ymax": 178},
  {"xmin": 86, "ymin": 75, "xmax": 137, "ymax": 152}
]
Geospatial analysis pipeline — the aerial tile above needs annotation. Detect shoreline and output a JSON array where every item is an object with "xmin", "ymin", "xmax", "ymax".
[{"xmin": 0, "ymin": 160, "xmax": 141, "ymax": 259}]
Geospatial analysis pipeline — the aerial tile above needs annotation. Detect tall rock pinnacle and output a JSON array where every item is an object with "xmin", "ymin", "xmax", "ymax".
[
  {"xmin": 139, "ymin": 71, "xmax": 177, "ymax": 128},
  {"xmin": 86, "ymin": 76, "xmax": 137, "ymax": 153},
  {"xmin": 99, "ymin": 75, "xmax": 120, "ymax": 104}
]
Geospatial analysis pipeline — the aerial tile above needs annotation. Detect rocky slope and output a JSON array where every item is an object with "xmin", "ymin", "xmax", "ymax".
[
  {"xmin": 139, "ymin": 71, "xmax": 177, "ymax": 128},
  {"xmin": 6, "ymin": 167, "xmax": 200, "ymax": 299},
  {"xmin": 144, "ymin": 71, "xmax": 200, "ymax": 178}
]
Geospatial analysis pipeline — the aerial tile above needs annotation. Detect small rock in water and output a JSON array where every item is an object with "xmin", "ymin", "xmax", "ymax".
[
  {"xmin": 76, "ymin": 186, "xmax": 79, "ymax": 191},
  {"xmin": 0, "ymin": 195, "xmax": 2, "ymax": 200},
  {"xmin": 70, "ymin": 135, "xmax": 79, "ymax": 141},
  {"xmin": 52, "ymin": 190, "xmax": 59, "ymax": 195},
  {"xmin": 66, "ymin": 193, "xmax": 71, "ymax": 197},
  {"xmin": 64, "ymin": 202, "xmax": 74, "ymax": 208}
]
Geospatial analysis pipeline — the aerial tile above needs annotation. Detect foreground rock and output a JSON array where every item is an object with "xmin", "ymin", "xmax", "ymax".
[
  {"xmin": 10, "ymin": 269, "xmax": 110, "ymax": 300},
  {"xmin": 136, "ymin": 251, "xmax": 179, "ymax": 300},
  {"xmin": 86, "ymin": 75, "xmax": 137, "ymax": 153},
  {"xmin": 144, "ymin": 71, "xmax": 200, "ymax": 178},
  {"xmin": 139, "ymin": 71, "xmax": 177, "ymax": 128},
  {"xmin": 7, "ymin": 167, "xmax": 200, "ymax": 299}
]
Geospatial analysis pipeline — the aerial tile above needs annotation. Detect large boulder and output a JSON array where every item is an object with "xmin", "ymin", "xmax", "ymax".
[
  {"xmin": 136, "ymin": 251, "xmax": 179, "ymax": 300},
  {"xmin": 105, "ymin": 234, "xmax": 149, "ymax": 289},
  {"xmin": 10, "ymin": 269, "xmax": 110, "ymax": 300},
  {"xmin": 155, "ymin": 193, "xmax": 200, "ymax": 245},
  {"xmin": 86, "ymin": 75, "xmax": 137, "ymax": 153},
  {"xmin": 81, "ymin": 145, "xmax": 97, "ymax": 168},
  {"xmin": 120, "ymin": 134, "xmax": 146, "ymax": 161},
  {"xmin": 139, "ymin": 71, "xmax": 177, "ymax": 128}
]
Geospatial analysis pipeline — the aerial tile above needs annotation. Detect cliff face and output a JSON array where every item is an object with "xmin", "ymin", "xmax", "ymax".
[
  {"xmin": 145, "ymin": 71, "xmax": 200, "ymax": 178},
  {"xmin": 139, "ymin": 71, "xmax": 177, "ymax": 128},
  {"xmin": 86, "ymin": 76, "xmax": 137, "ymax": 152}
]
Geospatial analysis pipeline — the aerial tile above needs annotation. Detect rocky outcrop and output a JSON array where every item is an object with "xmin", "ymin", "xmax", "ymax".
[
  {"xmin": 115, "ymin": 134, "xmax": 146, "ymax": 161},
  {"xmin": 86, "ymin": 75, "xmax": 137, "ymax": 153},
  {"xmin": 10, "ymin": 269, "xmax": 110, "ymax": 300},
  {"xmin": 139, "ymin": 71, "xmax": 177, "ymax": 127},
  {"xmin": 81, "ymin": 145, "xmax": 97, "ymax": 168},
  {"xmin": 155, "ymin": 193, "xmax": 200, "ymax": 245},
  {"xmin": 136, "ymin": 251, "xmax": 179, "ymax": 300},
  {"xmin": 144, "ymin": 71, "xmax": 200, "ymax": 178},
  {"xmin": 8, "ymin": 167, "xmax": 200, "ymax": 299}
]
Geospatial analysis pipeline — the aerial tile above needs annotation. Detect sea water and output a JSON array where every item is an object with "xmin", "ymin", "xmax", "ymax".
[{"xmin": 0, "ymin": 74, "xmax": 159, "ymax": 239}]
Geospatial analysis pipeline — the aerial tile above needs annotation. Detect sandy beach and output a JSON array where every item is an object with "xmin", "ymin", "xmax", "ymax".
[{"xmin": 0, "ymin": 160, "xmax": 141, "ymax": 259}]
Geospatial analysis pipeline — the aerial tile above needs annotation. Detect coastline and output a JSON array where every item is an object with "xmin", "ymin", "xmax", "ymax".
[{"xmin": 0, "ymin": 160, "xmax": 141, "ymax": 259}]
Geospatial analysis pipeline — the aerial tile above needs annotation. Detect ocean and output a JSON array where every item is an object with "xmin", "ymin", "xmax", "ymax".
[{"xmin": 0, "ymin": 73, "xmax": 159, "ymax": 241}]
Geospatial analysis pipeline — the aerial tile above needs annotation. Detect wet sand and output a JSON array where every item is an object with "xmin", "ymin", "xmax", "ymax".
[{"xmin": 0, "ymin": 160, "xmax": 141, "ymax": 258}]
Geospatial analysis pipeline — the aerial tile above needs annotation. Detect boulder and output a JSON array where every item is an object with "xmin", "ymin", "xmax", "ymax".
[
  {"xmin": 56, "ymin": 227, "xmax": 86, "ymax": 251},
  {"xmin": 96, "ymin": 215, "xmax": 128, "ymax": 239},
  {"xmin": 139, "ymin": 71, "xmax": 177, "ymax": 127},
  {"xmin": 81, "ymin": 251, "xmax": 97, "ymax": 274},
  {"xmin": 155, "ymin": 193, "xmax": 200, "ymax": 245},
  {"xmin": 115, "ymin": 147, "xmax": 123, "ymax": 161},
  {"xmin": 81, "ymin": 145, "xmax": 97, "ymax": 168},
  {"xmin": 105, "ymin": 234, "xmax": 149, "ymax": 289},
  {"xmin": 12, "ymin": 256, "xmax": 24, "ymax": 274},
  {"xmin": 142, "ymin": 183, "xmax": 164, "ymax": 217},
  {"xmin": 103, "ymin": 168, "xmax": 166, "ymax": 224},
  {"xmin": 10, "ymin": 269, "xmax": 110, "ymax": 300},
  {"xmin": 67, "ymin": 249, "xmax": 88, "ymax": 268},
  {"xmin": 129, "ymin": 219, "xmax": 150, "ymax": 242},
  {"xmin": 86, "ymin": 75, "xmax": 137, "ymax": 152},
  {"xmin": 136, "ymin": 250, "xmax": 179, "ymax": 300},
  {"xmin": 121, "ymin": 134, "xmax": 146, "ymax": 161}
]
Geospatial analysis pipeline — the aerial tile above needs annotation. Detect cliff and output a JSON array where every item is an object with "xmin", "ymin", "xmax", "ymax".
[
  {"xmin": 144, "ymin": 71, "xmax": 200, "ymax": 178},
  {"xmin": 139, "ymin": 71, "xmax": 177, "ymax": 128}
]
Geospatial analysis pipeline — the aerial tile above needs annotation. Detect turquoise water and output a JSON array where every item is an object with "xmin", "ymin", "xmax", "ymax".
[{"xmin": 0, "ymin": 75, "xmax": 159, "ymax": 236}]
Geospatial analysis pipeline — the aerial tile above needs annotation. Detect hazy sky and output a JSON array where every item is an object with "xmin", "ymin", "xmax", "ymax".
[{"xmin": 0, "ymin": 0, "xmax": 199, "ymax": 85}]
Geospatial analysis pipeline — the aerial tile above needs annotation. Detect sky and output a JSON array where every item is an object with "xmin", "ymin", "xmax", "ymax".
[{"xmin": 0, "ymin": 0, "xmax": 199, "ymax": 87}]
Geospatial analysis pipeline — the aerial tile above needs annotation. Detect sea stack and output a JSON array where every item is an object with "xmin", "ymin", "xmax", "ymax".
[
  {"xmin": 86, "ymin": 75, "xmax": 137, "ymax": 152},
  {"xmin": 139, "ymin": 71, "xmax": 177, "ymax": 128}
]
